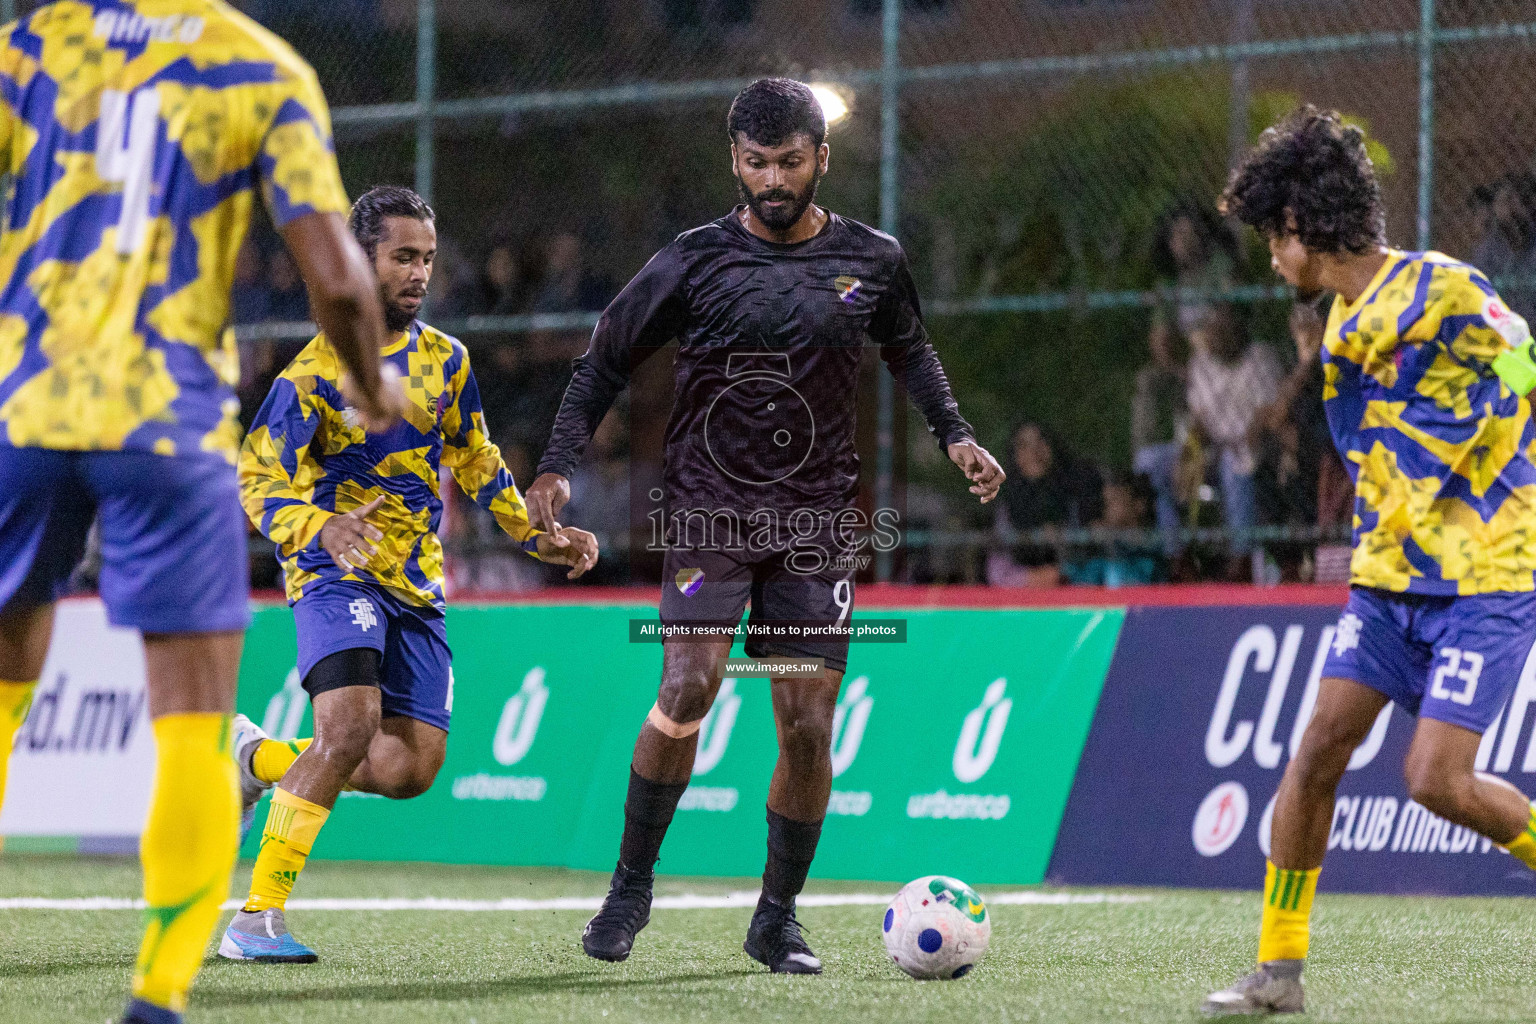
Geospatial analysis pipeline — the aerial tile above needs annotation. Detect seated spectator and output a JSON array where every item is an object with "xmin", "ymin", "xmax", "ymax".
[
  {"xmin": 1152, "ymin": 200, "xmax": 1240, "ymax": 342},
  {"xmin": 484, "ymin": 244, "xmax": 532, "ymax": 316},
  {"xmin": 987, "ymin": 421, "xmax": 1103, "ymax": 587},
  {"xmin": 265, "ymin": 249, "xmax": 310, "ymax": 322},
  {"xmin": 445, "ymin": 440, "xmax": 550, "ymax": 594},
  {"xmin": 230, "ymin": 239, "xmax": 269, "ymax": 325},
  {"xmin": 564, "ymin": 411, "xmax": 632, "ymax": 585},
  {"xmin": 1130, "ymin": 310, "xmax": 1188, "ymax": 555},
  {"xmin": 1471, "ymin": 172, "xmax": 1536, "ymax": 323},
  {"xmin": 1186, "ymin": 304, "xmax": 1282, "ymax": 573},
  {"xmin": 426, "ymin": 237, "xmax": 486, "ymax": 319},
  {"xmin": 1063, "ymin": 471, "xmax": 1166, "ymax": 587}
]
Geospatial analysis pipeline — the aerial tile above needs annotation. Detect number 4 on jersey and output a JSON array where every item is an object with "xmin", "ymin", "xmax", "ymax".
[{"xmin": 95, "ymin": 88, "xmax": 161, "ymax": 255}]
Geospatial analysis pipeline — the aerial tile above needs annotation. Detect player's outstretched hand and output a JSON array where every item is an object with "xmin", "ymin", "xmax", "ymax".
[
  {"xmin": 948, "ymin": 439, "xmax": 1006, "ymax": 504},
  {"xmin": 536, "ymin": 525, "xmax": 600, "ymax": 580},
  {"xmin": 320, "ymin": 495, "xmax": 388, "ymax": 571},
  {"xmin": 341, "ymin": 363, "xmax": 408, "ymax": 434},
  {"xmin": 525, "ymin": 473, "xmax": 571, "ymax": 533}
]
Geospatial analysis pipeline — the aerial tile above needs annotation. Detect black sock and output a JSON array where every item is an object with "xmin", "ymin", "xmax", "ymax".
[
  {"xmin": 617, "ymin": 768, "xmax": 687, "ymax": 874},
  {"xmin": 760, "ymin": 808, "xmax": 824, "ymax": 908}
]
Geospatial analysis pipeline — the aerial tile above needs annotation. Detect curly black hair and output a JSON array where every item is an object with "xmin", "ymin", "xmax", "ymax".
[
  {"xmin": 1219, "ymin": 105, "xmax": 1386, "ymax": 254},
  {"xmin": 349, "ymin": 185, "xmax": 434, "ymax": 260},
  {"xmin": 726, "ymin": 78, "xmax": 826, "ymax": 149}
]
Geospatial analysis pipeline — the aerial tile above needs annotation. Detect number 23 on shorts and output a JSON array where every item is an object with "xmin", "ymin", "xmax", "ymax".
[{"xmin": 1430, "ymin": 647, "xmax": 1484, "ymax": 706}]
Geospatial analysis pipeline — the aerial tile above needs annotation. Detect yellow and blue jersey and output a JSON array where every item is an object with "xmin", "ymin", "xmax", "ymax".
[
  {"xmin": 1323, "ymin": 249, "xmax": 1536, "ymax": 595},
  {"xmin": 0, "ymin": 0, "xmax": 350, "ymax": 460},
  {"xmin": 239, "ymin": 322, "xmax": 543, "ymax": 609}
]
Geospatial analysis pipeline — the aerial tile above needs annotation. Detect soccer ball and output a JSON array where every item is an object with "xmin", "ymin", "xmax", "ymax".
[{"xmin": 881, "ymin": 875, "xmax": 991, "ymax": 979}]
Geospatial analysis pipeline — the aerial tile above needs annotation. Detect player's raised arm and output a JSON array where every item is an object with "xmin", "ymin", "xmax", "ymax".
[
  {"xmin": 257, "ymin": 62, "xmax": 402, "ymax": 431},
  {"xmin": 872, "ymin": 248, "xmax": 1005, "ymax": 503},
  {"xmin": 528, "ymin": 248, "xmax": 688, "ymax": 530}
]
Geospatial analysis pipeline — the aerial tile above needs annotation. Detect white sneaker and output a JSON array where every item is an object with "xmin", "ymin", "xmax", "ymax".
[
  {"xmin": 232, "ymin": 713, "xmax": 274, "ymax": 843},
  {"xmin": 1202, "ymin": 961, "xmax": 1305, "ymax": 1015}
]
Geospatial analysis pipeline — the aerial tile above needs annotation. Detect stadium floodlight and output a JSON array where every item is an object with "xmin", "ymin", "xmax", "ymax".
[{"xmin": 809, "ymin": 83, "xmax": 850, "ymax": 127}]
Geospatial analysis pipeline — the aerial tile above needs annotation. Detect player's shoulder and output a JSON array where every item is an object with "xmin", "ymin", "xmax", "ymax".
[
  {"xmin": 831, "ymin": 213, "xmax": 903, "ymax": 254},
  {"xmin": 671, "ymin": 218, "xmax": 734, "ymax": 253},
  {"xmin": 202, "ymin": 2, "xmax": 324, "ymax": 92},
  {"xmin": 1410, "ymin": 250, "xmax": 1494, "ymax": 297},
  {"xmin": 417, "ymin": 320, "xmax": 468, "ymax": 367},
  {"xmin": 283, "ymin": 333, "xmax": 343, "ymax": 383}
]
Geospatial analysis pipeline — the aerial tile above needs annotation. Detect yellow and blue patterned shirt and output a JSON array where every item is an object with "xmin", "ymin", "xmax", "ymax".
[
  {"xmin": 239, "ymin": 322, "xmax": 543, "ymax": 609},
  {"xmin": 1324, "ymin": 249, "xmax": 1536, "ymax": 595},
  {"xmin": 0, "ymin": 0, "xmax": 350, "ymax": 460}
]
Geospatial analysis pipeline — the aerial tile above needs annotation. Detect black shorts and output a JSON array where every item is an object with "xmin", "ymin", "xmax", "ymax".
[{"xmin": 658, "ymin": 533, "xmax": 856, "ymax": 673}]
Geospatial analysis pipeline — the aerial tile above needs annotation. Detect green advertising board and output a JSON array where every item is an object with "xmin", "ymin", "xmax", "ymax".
[{"xmin": 237, "ymin": 602, "xmax": 1123, "ymax": 885}]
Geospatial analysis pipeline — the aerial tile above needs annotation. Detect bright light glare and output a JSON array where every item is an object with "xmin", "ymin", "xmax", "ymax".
[{"xmin": 809, "ymin": 84, "xmax": 850, "ymax": 126}]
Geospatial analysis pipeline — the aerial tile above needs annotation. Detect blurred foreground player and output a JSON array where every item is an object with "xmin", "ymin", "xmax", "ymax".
[
  {"xmin": 526, "ymin": 78, "xmax": 1004, "ymax": 973},
  {"xmin": 223, "ymin": 187, "xmax": 598, "ymax": 962},
  {"xmin": 1205, "ymin": 106, "xmax": 1536, "ymax": 1015},
  {"xmin": 0, "ymin": 3, "xmax": 402, "ymax": 1021}
]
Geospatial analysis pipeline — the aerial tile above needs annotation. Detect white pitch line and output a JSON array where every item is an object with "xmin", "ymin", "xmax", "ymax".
[{"xmin": 0, "ymin": 891, "xmax": 1148, "ymax": 913}]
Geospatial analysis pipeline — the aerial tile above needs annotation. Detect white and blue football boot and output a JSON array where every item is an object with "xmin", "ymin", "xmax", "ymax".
[
  {"xmin": 231, "ymin": 713, "xmax": 274, "ymax": 844},
  {"xmin": 218, "ymin": 907, "xmax": 318, "ymax": 964}
]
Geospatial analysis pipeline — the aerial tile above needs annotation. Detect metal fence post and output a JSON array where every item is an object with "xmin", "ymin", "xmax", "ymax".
[
  {"xmin": 1228, "ymin": 0, "xmax": 1255, "ymax": 169},
  {"xmin": 875, "ymin": 0, "xmax": 900, "ymax": 583},
  {"xmin": 1417, "ymin": 0, "xmax": 1435, "ymax": 249},
  {"xmin": 0, "ymin": 2, "xmax": 14, "ymax": 25},
  {"xmin": 416, "ymin": 0, "xmax": 437, "ymax": 205}
]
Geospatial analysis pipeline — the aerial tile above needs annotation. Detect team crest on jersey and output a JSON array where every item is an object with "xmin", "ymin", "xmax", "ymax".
[
  {"xmin": 675, "ymin": 568, "xmax": 705, "ymax": 596},
  {"xmin": 834, "ymin": 276, "xmax": 862, "ymax": 303}
]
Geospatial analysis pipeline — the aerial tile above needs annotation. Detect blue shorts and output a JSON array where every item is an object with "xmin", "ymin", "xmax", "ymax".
[
  {"xmin": 293, "ymin": 580, "xmax": 452, "ymax": 731},
  {"xmin": 0, "ymin": 448, "xmax": 250, "ymax": 633},
  {"xmin": 1322, "ymin": 586, "xmax": 1536, "ymax": 733}
]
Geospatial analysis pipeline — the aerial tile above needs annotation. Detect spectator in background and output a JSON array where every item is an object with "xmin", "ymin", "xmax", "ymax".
[
  {"xmin": 230, "ymin": 238, "xmax": 269, "ymax": 324},
  {"xmin": 1256, "ymin": 299, "xmax": 1330, "ymax": 527},
  {"xmin": 265, "ymin": 249, "xmax": 310, "ymax": 322},
  {"xmin": 1152, "ymin": 200, "xmax": 1240, "ymax": 342},
  {"xmin": 1471, "ymin": 172, "xmax": 1536, "ymax": 323},
  {"xmin": 1131, "ymin": 309, "xmax": 1188, "ymax": 555},
  {"xmin": 484, "ymin": 243, "xmax": 533, "ymax": 315},
  {"xmin": 532, "ymin": 231, "xmax": 611, "ymax": 316},
  {"xmin": 987, "ymin": 421, "xmax": 1102, "ymax": 587},
  {"xmin": 445, "ymin": 440, "xmax": 549, "ymax": 593},
  {"xmin": 1186, "ymin": 304, "xmax": 1282, "ymax": 575},
  {"xmin": 1063, "ymin": 470, "xmax": 1165, "ymax": 587},
  {"xmin": 426, "ymin": 236, "xmax": 484, "ymax": 319},
  {"xmin": 563, "ymin": 410, "xmax": 631, "ymax": 585}
]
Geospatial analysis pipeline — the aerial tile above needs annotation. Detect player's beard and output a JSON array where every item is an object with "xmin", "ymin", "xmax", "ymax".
[
  {"xmin": 384, "ymin": 298, "xmax": 417, "ymax": 333},
  {"xmin": 738, "ymin": 169, "xmax": 821, "ymax": 233}
]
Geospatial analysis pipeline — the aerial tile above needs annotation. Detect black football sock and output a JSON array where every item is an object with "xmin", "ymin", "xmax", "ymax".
[
  {"xmin": 617, "ymin": 768, "xmax": 688, "ymax": 875},
  {"xmin": 760, "ymin": 808, "xmax": 825, "ymax": 908}
]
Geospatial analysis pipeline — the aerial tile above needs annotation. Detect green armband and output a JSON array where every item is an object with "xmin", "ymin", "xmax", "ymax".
[{"xmin": 1493, "ymin": 343, "xmax": 1536, "ymax": 396}]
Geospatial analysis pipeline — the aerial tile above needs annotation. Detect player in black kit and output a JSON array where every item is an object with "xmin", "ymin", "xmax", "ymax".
[{"xmin": 525, "ymin": 78, "xmax": 1004, "ymax": 974}]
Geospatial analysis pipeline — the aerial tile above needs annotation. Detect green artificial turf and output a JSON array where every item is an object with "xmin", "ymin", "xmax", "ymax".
[{"xmin": 3, "ymin": 855, "xmax": 1536, "ymax": 1023}]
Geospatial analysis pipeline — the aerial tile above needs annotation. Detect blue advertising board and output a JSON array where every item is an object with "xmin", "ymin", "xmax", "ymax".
[{"xmin": 1047, "ymin": 604, "xmax": 1536, "ymax": 896}]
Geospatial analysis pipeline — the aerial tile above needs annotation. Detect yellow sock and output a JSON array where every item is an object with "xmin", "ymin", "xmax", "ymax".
[
  {"xmin": 243, "ymin": 787, "xmax": 329, "ymax": 913},
  {"xmin": 1501, "ymin": 805, "xmax": 1536, "ymax": 870},
  {"xmin": 0, "ymin": 679, "xmax": 37, "ymax": 821},
  {"xmin": 1256, "ymin": 861, "xmax": 1319, "ymax": 963},
  {"xmin": 250, "ymin": 737, "xmax": 312, "ymax": 785},
  {"xmin": 131, "ymin": 713, "xmax": 240, "ymax": 1014}
]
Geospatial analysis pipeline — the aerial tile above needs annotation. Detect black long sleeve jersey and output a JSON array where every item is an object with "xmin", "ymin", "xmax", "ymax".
[{"xmin": 538, "ymin": 207, "xmax": 974, "ymax": 517}]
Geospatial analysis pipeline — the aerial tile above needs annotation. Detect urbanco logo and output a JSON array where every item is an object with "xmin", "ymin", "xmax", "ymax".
[
  {"xmin": 493, "ymin": 667, "xmax": 549, "ymax": 767},
  {"xmin": 693, "ymin": 678, "xmax": 742, "ymax": 776},
  {"xmin": 831, "ymin": 675, "xmax": 874, "ymax": 778},
  {"xmin": 953, "ymin": 679, "xmax": 1012, "ymax": 784}
]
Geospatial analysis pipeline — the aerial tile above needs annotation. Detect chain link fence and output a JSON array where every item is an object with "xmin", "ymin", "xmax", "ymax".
[{"xmin": 16, "ymin": 0, "xmax": 1532, "ymax": 588}]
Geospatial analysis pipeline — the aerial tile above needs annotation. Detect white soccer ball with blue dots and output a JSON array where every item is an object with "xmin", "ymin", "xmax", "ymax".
[{"xmin": 882, "ymin": 875, "xmax": 991, "ymax": 979}]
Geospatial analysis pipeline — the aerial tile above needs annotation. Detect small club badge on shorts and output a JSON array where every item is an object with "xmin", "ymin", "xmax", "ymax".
[{"xmin": 675, "ymin": 568, "xmax": 704, "ymax": 596}]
